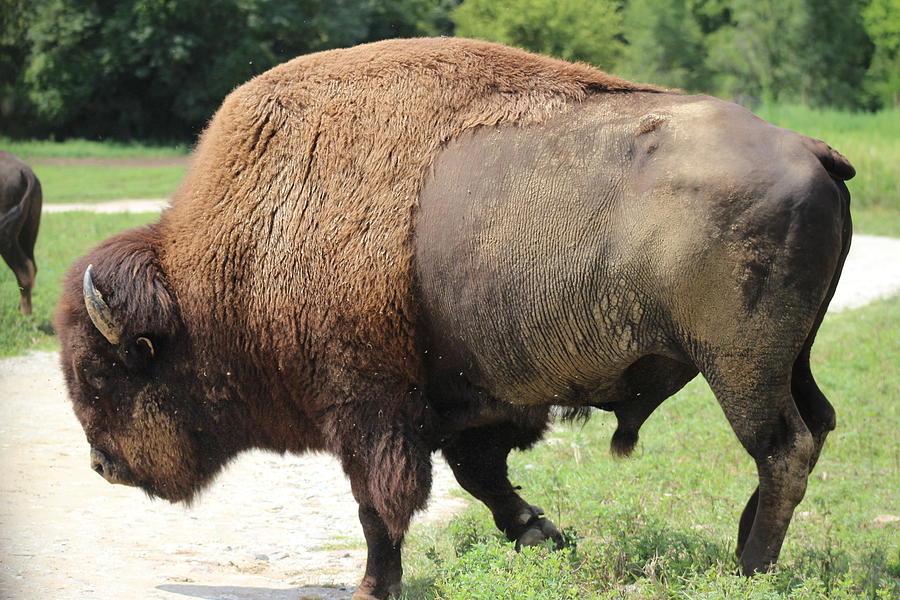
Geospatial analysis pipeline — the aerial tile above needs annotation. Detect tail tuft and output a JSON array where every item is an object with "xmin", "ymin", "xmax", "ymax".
[{"xmin": 610, "ymin": 427, "xmax": 638, "ymax": 457}]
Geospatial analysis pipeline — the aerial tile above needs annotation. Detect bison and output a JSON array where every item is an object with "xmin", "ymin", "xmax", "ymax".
[
  {"xmin": 1, "ymin": 151, "xmax": 42, "ymax": 315},
  {"xmin": 56, "ymin": 38, "xmax": 853, "ymax": 599}
]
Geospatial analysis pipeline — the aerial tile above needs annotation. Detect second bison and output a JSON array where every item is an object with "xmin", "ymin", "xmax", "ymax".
[{"xmin": 1, "ymin": 151, "xmax": 42, "ymax": 315}]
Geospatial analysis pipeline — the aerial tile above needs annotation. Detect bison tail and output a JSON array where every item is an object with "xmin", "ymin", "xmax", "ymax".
[
  {"xmin": 801, "ymin": 136, "xmax": 855, "ymax": 181},
  {"xmin": 0, "ymin": 201, "xmax": 23, "ymax": 232}
]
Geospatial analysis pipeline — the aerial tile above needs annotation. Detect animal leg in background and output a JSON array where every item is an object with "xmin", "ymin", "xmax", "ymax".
[
  {"xmin": 442, "ymin": 423, "xmax": 564, "ymax": 549},
  {"xmin": 0, "ymin": 238, "xmax": 36, "ymax": 316},
  {"xmin": 16, "ymin": 187, "xmax": 40, "ymax": 315},
  {"xmin": 0, "ymin": 155, "xmax": 41, "ymax": 316},
  {"xmin": 705, "ymin": 361, "xmax": 815, "ymax": 575}
]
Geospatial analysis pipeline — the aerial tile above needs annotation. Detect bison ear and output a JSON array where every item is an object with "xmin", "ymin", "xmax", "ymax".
[
  {"xmin": 135, "ymin": 336, "xmax": 156, "ymax": 358},
  {"xmin": 76, "ymin": 226, "xmax": 181, "ymax": 344}
]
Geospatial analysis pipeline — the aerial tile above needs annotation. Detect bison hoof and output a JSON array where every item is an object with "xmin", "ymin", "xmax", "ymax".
[
  {"xmin": 352, "ymin": 577, "xmax": 402, "ymax": 600},
  {"xmin": 513, "ymin": 505, "xmax": 565, "ymax": 551}
]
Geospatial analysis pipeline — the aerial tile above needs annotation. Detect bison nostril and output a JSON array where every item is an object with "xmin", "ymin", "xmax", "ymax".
[{"xmin": 90, "ymin": 448, "xmax": 109, "ymax": 478}]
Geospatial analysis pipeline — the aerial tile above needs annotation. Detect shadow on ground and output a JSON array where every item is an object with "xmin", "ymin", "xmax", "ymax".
[{"xmin": 157, "ymin": 584, "xmax": 354, "ymax": 600}]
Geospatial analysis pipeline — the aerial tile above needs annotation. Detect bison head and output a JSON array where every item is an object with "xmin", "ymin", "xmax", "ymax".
[{"xmin": 55, "ymin": 225, "xmax": 239, "ymax": 503}]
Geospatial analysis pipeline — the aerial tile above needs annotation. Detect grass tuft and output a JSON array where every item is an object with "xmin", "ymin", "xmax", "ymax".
[
  {"xmin": 1, "ymin": 137, "xmax": 190, "ymax": 158},
  {"xmin": 32, "ymin": 165, "xmax": 186, "ymax": 203}
]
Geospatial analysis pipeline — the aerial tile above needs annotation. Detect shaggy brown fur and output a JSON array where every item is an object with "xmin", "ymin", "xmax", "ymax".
[
  {"xmin": 156, "ymin": 37, "xmax": 661, "ymax": 534},
  {"xmin": 58, "ymin": 36, "xmax": 662, "ymax": 541},
  {"xmin": 162, "ymin": 36, "xmax": 661, "ymax": 385}
]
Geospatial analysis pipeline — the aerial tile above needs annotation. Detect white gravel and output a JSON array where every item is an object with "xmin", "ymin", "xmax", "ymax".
[
  {"xmin": 43, "ymin": 199, "xmax": 170, "ymax": 214},
  {"xmin": 829, "ymin": 235, "xmax": 900, "ymax": 310}
]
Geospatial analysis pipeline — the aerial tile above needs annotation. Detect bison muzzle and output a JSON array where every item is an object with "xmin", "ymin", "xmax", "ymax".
[{"xmin": 56, "ymin": 38, "xmax": 853, "ymax": 599}]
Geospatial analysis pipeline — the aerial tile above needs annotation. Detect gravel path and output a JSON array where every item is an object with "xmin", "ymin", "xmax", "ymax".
[
  {"xmin": 828, "ymin": 235, "xmax": 900, "ymax": 311},
  {"xmin": 2, "ymin": 206, "xmax": 898, "ymax": 599},
  {"xmin": 43, "ymin": 199, "xmax": 171, "ymax": 214}
]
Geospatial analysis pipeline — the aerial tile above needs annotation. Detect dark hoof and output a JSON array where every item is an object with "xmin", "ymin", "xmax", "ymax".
[
  {"xmin": 739, "ymin": 552, "xmax": 776, "ymax": 577},
  {"xmin": 352, "ymin": 576, "xmax": 401, "ymax": 600},
  {"xmin": 513, "ymin": 505, "xmax": 565, "ymax": 551}
]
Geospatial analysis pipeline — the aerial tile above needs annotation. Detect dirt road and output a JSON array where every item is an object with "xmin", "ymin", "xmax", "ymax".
[{"xmin": 1, "ymin": 232, "xmax": 898, "ymax": 600}]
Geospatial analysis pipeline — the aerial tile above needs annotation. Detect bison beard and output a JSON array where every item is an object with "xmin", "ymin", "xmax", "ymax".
[{"xmin": 56, "ymin": 38, "xmax": 853, "ymax": 599}]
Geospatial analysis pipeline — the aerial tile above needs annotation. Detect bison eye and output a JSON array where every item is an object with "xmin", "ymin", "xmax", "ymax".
[
  {"xmin": 119, "ymin": 335, "xmax": 158, "ymax": 370},
  {"xmin": 84, "ymin": 370, "xmax": 109, "ymax": 392}
]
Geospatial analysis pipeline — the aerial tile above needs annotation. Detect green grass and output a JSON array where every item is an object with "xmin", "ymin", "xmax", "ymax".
[
  {"xmin": 399, "ymin": 297, "xmax": 900, "ymax": 600},
  {"xmin": 0, "ymin": 212, "xmax": 158, "ymax": 358},
  {"xmin": 849, "ymin": 207, "xmax": 900, "ymax": 239},
  {"xmin": 1, "ymin": 136, "xmax": 190, "ymax": 158},
  {"xmin": 32, "ymin": 164, "xmax": 186, "ymax": 203}
]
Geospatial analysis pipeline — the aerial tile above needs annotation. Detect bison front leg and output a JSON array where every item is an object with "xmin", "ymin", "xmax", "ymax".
[
  {"xmin": 353, "ymin": 505, "xmax": 404, "ymax": 600},
  {"xmin": 442, "ymin": 423, "xmax": 564, "ymax": 550},
  {"xmin": 346, "ymin": 446, "xmax": 430, "ymax": 600},
  {"xmin": 332, "ymin": 389, "xmax": 434, "ymax": 599}
]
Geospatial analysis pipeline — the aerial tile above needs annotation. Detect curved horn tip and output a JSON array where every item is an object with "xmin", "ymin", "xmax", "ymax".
[
  {"xmin": 83, "ymin": 264, "xmax": 123, "ymax": 345},
  {"xmin": 83, "ymin": 264, "xmax": 94, "ymax": 290}
]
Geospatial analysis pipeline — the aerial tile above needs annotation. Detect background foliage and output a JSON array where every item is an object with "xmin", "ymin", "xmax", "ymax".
[
  {"xmin": 1, "ymin": 0, "xmax": 897, "ymax": 142},
  {"xmin": 0, "ymin": 0, "xmax": 456, "ymax": 140}
]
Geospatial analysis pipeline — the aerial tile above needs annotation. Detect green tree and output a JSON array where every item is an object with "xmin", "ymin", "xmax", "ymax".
[
  {"xmin": 453, "ymin": 0, "xmax": 624, "ymax": 69},
  {"xmin": 619, "ymin": 0, "xmax": 711, "ymax": 91},
  {"xmin": 705, "ymin": 0, "xmax": 808, "ymax": 105},
  {"xmin": 0, "ymin": 0, "xmax": 33, "ymax": 135},
  {"xmin": 17, "ymin": 0, "xmax": 332, "ymax": 140},
  {"xmin": 705, "ymin": 0, "xmax": 873, "ymax": 109},
  {"xmin": 3, "ymin": 0, "xmax": 454, "ymax": 141},
  {"xmin": 794, "ymin": 0, "xmax": 873, "ymax": 109},
  {"xmin": 863, "ymin": 0, "xmax": 900, "ymax": 108}
]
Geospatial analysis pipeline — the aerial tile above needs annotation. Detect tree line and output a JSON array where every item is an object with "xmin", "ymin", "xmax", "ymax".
[{"xmin": 1, "ymin": 0, "xmax": 897, "ymax": 142}]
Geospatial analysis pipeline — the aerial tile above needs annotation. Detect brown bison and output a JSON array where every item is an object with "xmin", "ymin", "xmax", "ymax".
[
  {"xmin": 56, "ymin": 38, "xmax": 853, "ymax": 599},
  {"xmin": 1, "ymin": 151, "xmax": 42, "ymax": 315}
]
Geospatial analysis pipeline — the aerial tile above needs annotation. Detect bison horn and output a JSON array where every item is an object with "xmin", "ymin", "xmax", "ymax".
[{"xmin": 83, "ymin": 264, "xmax": 123, "ymax": 345}]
